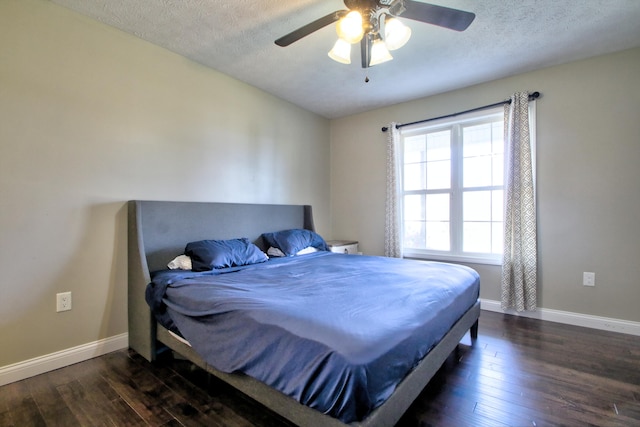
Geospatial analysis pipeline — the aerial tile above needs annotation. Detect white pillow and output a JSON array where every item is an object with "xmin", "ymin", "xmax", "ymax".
[
  {"xmin": 267, "ymin": 246, "xmax": 318, "ymax": 258},
  {"xmin": 167, "ymin": 254, "xmax": 192, "ymax": 270},
  {"xmin": 267, "ymin": 246, "xmax": 286, "ymax": 257},
  {"xmin": 296, "ymin": 246, "xmax": 319, "ymax": 255}
]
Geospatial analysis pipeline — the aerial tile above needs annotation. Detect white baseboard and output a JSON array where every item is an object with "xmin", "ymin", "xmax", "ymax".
[
  {"xmin": 0, "ymin": 333, "xmax": 128, "ymax": 387},
  {"xmin": 480, "ymin": 299, "xmax": 640, "ymax": 336}
]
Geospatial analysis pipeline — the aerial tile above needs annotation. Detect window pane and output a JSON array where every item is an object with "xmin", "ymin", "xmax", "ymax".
[
  {"xmin": 404, "ymin": 163, "xmax": 426, "ymax": 191},
  {"xmin": 426, "ymin": 221, "xmax": 450, "ymax": 251},
  {"xmin": 404, "ymin": 194, "xmax": 425, "ymax": 249},
  {"xmin": 492, "ymin": 154, "xmax": 504, "ymax": 186},
  {"xmin": 463, "ymin": 156, "xmax": 492, "ymax": 188},
  {"xmin": 404, "ymin": 194, "xmax": 450, "ymax": 250},
  {"xmin": 463, "ymin": 191, "xmax": 491, "ymax": 221},
  {"xmin": 492, "ymin": 190, "xmax": 503, "ymax": 222},
  {"xmin": 426, "ymin": 160, "xmax": 450, "ymax": 190},
  {"xmin": 492, "ymin": 121, "xmax": 504, "ymax": 152},
  {"xmin": 463, "ymin": 222, "xmax": 491, "ymax": 253},
  {"xmin": 492, "ymin": 222, "xmax": 503, "ymax": 254},
  {"xmin": 463, "ymin": 121, "xmax": 504, "ymax": 188},
  {"xmin": 404, "ymin": 194, "xmax": 424, "ymax": 221},
  {"xmin": 404, "ymin": 136, "xmax": 426, "ymax": 163},
  {"xmin": 423, "ymin": 131, "xmax": 451, "ymax": 190},
  {"xmin": 426, "ymin": 131, "xmax": 451, "ymax": 161},
  {"xmin": 463, "ymin": 124, "xmax": 492, "ymax": 157},
  {"xmin": 425, "ymin": 194, "xmax": 449, "ymax": 250},
  {"xmin": 404, "ymin": 136, "xmax": 427, "ymax": 191},
  {"xmin": 463, "ymin": 190, "xmax": 503, "ymax": 254},
  {"xmin": 404, "ymin": 221, "xmax": 425, "ymax": 249},
  {"xmin": 426, "ymin": 194, "xmax": 449, "ymax": 221}
]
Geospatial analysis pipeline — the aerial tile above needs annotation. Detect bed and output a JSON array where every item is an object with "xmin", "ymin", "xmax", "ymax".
[{"xmin": 128, "ymin": 200, "xmax": 480, "ymax": 426}]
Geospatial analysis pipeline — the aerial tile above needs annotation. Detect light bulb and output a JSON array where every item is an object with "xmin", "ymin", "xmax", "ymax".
[
  {"xmin": 369, "ymin": 37, "xmax": 393, "ymax": 66},
  {"xmin": 328, "ymin": 38, "xmax": 351, "ymax": 64},
  {"xmin": 384, "ymin": 17, "xmax": 411, "ymax": 51},
  {"xmin": 336, "ymin": 11, "xmax": 364, "ymax": 44}
]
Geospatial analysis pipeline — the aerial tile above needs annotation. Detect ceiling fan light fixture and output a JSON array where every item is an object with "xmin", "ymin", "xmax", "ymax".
[
  {"xmin": 369, "ymin": 36, "xmax": 393, "ymax": 66},
  {"xmin": 328, "ymin": 38, "xmax": 352, "ymax": 64},
  {"xmin": 275, "ymin": 1, "xmax": 474, "ymax": 69},
  {"xmin": 336, "ymin": 11, "xmax": 364, "ymax": 44},
  {"xmin": 384, "ymin": 17, "xmax": 411, "ymax": 51}
]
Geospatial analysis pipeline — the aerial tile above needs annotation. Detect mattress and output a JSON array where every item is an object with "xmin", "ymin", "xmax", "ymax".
[{"xmin": 146, "ymin": 252, "xmax": 479, "ymax": 423}]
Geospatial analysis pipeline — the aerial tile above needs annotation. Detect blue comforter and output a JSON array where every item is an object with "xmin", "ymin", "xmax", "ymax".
[{"xmin": 146, "ymin": 252, "xmax": 479, "ymax": 423}]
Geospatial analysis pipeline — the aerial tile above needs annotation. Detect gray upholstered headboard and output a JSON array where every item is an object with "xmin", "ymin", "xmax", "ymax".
[{"xmin": 127, "ymin": 200, "xmax": 315, "ymax": 360}]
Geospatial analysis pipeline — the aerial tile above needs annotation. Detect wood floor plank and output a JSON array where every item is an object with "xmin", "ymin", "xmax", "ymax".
[
  {"xmin": 24, "ymin": 369, "xmax": 79, "ymax": 426},
  {"xmin": 57, "ymin": 380, "xmax": 114, "ymax": 427},
  {"xmin": 163, "ymin": 400, "xmax": 229, "ymax": 427},
  {"xmin": 72, "ymin": 355, "xmax": 122, "ymax": 402},
  {"xmin": 0, "ymin": 411, "xmax": 13, "ymax": 427},
  {"xmin": 6, "ymin": 396, "xmax": 47, "ymax": 427},
  {"xmin": 160, "ymin": 370, "xmax": 256, "ymax": 427},
  {"xmin": 99, "ymin": 353, "xmax": 177, "ymax": 426},
  {"xmin": 106, "ymin": 398, "xmax": 150, "ymax": 427},
  {"xmin": 0, "ymin": 381, "xmax": 47, "ymax": 427},
  {"xmin": 130, "ymin": 350, "xmax": 268, "ymax": 427},
  {"xmin": 71, "ymin": 356, "xmax": 149, "ymax": 426}
]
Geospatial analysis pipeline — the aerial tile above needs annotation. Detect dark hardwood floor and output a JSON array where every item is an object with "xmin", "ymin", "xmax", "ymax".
[{"xmin": 1, "ymin": 310, "xmax": 639, "ymax": 426}]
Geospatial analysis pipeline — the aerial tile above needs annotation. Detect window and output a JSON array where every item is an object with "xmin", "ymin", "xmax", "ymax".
[{"xmin": 401, "ymin": 107, "xmax": 504, "ymax": 264}]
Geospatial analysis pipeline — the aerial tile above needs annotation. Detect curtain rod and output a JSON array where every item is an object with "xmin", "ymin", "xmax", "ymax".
[{"xmin": 381, "ymin": 91, "xmax": 540, "ymax": 132}]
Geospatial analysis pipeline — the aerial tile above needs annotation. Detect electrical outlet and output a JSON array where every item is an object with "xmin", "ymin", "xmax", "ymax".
[
  {"xmin": 583, "ymin": 272, "xmax": 595, "ymax": 287},
  {"xmin": 56, "ymin": 292, "xmax": 72, "ymax": 312}
]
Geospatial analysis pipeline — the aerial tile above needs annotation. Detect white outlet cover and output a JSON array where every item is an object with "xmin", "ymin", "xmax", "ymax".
[
  {"xmin": 583, "ymin": 272, "xmax": 595, "ymax": 287},
  {"xmin": 56, "ymin": 291, "xmax": 72, "ymax": 312}
]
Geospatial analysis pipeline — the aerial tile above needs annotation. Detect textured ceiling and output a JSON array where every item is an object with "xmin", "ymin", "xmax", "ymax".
[{"xmin": 50, "ymin": 0, "xmax": 640, "ymax": 119}]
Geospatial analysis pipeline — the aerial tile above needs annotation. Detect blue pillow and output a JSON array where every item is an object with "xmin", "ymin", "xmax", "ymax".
[
  {"xmin": 185, "ymin": 238, "xmax": 268, "ymax": 271},
  {"xmin": 261, "ymin": 229, "xmax": 327, "ymax": 257}
]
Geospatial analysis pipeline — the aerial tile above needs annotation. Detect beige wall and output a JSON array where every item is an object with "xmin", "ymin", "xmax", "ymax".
[
  {"xmin": 0, "ymin": 0, "xmax": 330, "ymax": 367},
  {"xmin": 331, "ymin": 47, "xmax": 640, "ymax": 323}
]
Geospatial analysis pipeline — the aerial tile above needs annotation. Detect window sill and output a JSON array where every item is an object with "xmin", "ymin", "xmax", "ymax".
[{"xmin": 402, "ymin": 250, "xmax": 503, "ymax": 266}]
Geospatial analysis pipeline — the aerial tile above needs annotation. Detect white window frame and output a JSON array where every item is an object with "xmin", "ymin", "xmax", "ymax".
[{"xmin": 400, "ymin": 106, "xmax": 505, "ymax": 265}]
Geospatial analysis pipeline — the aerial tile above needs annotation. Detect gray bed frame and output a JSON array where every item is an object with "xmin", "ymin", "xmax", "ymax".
[{"xmin": 128, "ymin": 200, "xmax": 480, "ymax": 427}]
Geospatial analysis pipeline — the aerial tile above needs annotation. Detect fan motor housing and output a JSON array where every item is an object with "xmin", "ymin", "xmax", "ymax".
[{"xmin": 344, "ymin": 0, "xmax": 382, "ymax": 12}]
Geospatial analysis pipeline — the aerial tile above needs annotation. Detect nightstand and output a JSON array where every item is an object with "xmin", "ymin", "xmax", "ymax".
[{"xmin": 326, "ymin": 240, "xmax": 359, "ymax": 254}]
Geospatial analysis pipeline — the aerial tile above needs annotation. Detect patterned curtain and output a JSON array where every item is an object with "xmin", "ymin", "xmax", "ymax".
[
  {"xmin": 501, "ymin": 92, "xmax": 537, "ymax": 311},
  {"xmin": 385, "ymin": 122, "xmax": 403, "ymax": 258}
]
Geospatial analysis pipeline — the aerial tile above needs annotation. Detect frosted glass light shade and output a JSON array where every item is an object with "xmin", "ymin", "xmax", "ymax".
[
  {"xmin": 336, "ymin": 11, "xmax": 364, "ymax": 44},
  {"xmin": 384, "ymin": 18, "xmax": 411, "ymax": 50},
  {"xmin": 328, "ymin": 38, "xmax": 351, "ymax": 64},
  {"xmin": 369, "ymin": 38, "xmax": 393, "ymax": 66}
]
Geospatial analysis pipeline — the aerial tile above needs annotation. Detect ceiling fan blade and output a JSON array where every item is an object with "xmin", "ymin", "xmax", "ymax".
[
  {"xmin": 361, "ymin": 33, "xmax": 371, "ymax": 68},
  {"xmin": 401, "ymin": 1, "xmax": 475, "ymax": 32},
  {"xmin": 275, "ymin": 10, "xmax": 347, "ymax": 47}
]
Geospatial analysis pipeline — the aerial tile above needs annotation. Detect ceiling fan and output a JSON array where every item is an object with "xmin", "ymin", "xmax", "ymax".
[{"xmin": 275, "ymin": 0, "xmax": 475, "ymax": 68}]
